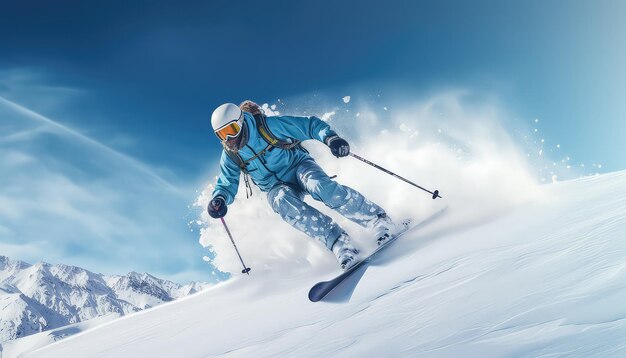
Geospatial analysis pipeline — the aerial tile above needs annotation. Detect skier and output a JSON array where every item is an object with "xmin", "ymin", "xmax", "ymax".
[{"xmin": 207, "ymin": 101, "xmax": 399, "ymax": 270}]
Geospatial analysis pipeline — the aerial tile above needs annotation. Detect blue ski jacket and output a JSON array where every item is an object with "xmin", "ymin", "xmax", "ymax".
[{"xmin": 212, "ymin": 112, "xmax": 337, "ymax": 204}]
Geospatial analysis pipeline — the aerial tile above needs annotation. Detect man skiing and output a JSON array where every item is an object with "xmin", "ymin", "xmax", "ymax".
[{"xmin": 207, "ymin": 101, "xmax": 398, "ymax": 270}]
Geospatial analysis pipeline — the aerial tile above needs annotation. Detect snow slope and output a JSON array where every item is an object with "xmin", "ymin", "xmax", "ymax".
[
  {"xmin": 1, "ymin": 313, "xmax": 121, "ymax": 358},
  {"xmin": 26, "ymin": 170, "xmax": 626, "ymax": 357},
  {"xmin": 0, "ymin": 256, "xmax": 209, "ymax": 352}
]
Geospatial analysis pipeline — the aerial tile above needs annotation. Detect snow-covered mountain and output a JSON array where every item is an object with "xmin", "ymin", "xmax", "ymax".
[
  {"xmin": 0, "ymin": 256, "xmax": 209, "ymax": 346},
  {"xmin": 20, "ymin": 170, "xmax": 626, "ymax": 357}
]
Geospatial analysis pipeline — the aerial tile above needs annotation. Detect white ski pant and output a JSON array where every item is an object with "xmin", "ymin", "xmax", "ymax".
[{"xmin": 266, "ymin": 159, "xmax": 386, "ymax": 250}]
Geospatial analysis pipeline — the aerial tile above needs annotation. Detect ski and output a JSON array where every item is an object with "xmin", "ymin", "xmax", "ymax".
[{"xmin": 308, "ymin": 222, "xmax": 414, "ymax": 302}]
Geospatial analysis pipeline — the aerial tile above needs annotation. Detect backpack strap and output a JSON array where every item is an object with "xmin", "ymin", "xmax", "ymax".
[
  {"xmin": 224, "ymin": 148, "xmax": 247, "ymax": 172},
  {"xmin": 254, "ymin": 114, "xmax": 302, "ymax": 150},
  {"xmin": 223, "ymin": 148, "xmax": 255, "ymax": 198},
  {"xmin": 224, "ymin": 142, "xmax": 273, "ymax": 170}
]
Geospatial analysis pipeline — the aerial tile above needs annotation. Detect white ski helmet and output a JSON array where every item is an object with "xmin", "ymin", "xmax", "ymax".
[{"xmin": 211, "ymin": 103, "xmax": 244, "ymax": 141}]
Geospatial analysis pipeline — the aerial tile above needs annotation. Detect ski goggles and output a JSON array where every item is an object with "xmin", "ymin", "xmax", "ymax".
[{"xmin": 214, "ymin": 114, "xmax": 244, "ymax": 141}]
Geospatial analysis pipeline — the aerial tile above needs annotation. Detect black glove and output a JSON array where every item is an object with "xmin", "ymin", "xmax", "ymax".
[
  {"xmin": 207, "ymin": 196, "xmax": 227, "ymax": 219},
  {"xmin": 325, "ymin": 135, "xmax": 350, "ymax": 158}
]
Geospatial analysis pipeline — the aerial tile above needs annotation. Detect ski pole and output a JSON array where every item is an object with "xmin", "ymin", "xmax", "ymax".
[
  {"xmin": 349, "ymin": 153, "xmax": 442, "ymax": 199},
  {"xmin": 220, "ymin": 217, "xmax": 251, "ymax": 275}
]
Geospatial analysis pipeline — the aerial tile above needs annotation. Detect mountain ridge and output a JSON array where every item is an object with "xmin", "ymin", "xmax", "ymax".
[{"xmin": 0, "ymin": 255, "xmax": 209, "ymax": 345}]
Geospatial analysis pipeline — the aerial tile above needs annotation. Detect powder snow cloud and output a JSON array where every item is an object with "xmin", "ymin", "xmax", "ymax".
[{"xmin": 195, "ymin": 90, "xmax": 547, "ymax": 276}]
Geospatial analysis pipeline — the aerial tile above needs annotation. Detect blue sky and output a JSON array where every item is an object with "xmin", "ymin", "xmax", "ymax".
[{"xmin": 1, "ymin": 1, "xmax": 624, "ymax": 282}]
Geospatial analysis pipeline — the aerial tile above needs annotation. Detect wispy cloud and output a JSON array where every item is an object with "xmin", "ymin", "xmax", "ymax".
[
  {"xmin": 0, "ymin": 68, "xmax": 84, "ymax": 113},
  {"xmin": 0, "ymin": 83, "xmax": 211, "ymax": 283},
  {"xmin": 0, "ymin": 96, "xmax": 182, "ymax": 195},
  {"xmin": 0, "ymin": 126, "xmax": 51, "ymax": 144}
]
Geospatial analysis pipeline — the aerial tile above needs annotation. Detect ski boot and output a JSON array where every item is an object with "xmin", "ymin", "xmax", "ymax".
[
  {"xmin": 372, "ymin": 213, "xmax": 398, "ymax": 246},
  {"xmin": 332, "ymin": 232, "xmax": 360, "ymax": 270}
]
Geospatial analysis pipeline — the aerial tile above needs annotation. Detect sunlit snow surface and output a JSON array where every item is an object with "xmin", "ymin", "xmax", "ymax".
[
  {"xmin": 26, "ymin": 170, "xmax": 626, "ymax": 357},
  {"xmin": 2, "ymin": 313, "xmax": 121, "ymax": 358}
]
